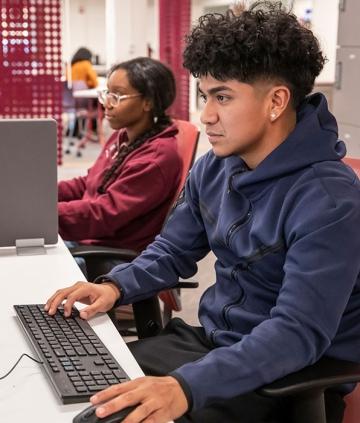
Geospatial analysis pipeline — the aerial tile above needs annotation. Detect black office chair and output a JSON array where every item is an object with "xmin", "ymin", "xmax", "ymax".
[{"xmin": 258, "ymin": 357, "xmax": 360, "ymax": 423}]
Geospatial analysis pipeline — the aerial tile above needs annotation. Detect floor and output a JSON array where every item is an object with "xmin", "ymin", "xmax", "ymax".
[{"xmin": 58, "ymin": 116, "xmax": 216, "ymax": 329}]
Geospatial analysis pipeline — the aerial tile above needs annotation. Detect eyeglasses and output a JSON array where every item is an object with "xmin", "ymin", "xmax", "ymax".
[{"xmin": 98, "ymin": 90, "xmax": 142, "ymax": 107}]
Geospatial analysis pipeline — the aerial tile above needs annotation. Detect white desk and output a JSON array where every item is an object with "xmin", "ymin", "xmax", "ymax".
[
  {"xmin": 73, "ymin": 88, "xmax": 99, "ymax": 99},
  {"xmin": 0, "ymin": 239, "xmax": 143, "ymax": 422},
  {"xmin": 72, "ymin": 76, "xmax": 106, "ymax": 99}
]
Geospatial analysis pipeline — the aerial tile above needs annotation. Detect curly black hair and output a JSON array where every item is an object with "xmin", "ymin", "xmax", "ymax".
[{"xmin": 183, "ymin": 1, "xmax": 326, "ymax": 107}]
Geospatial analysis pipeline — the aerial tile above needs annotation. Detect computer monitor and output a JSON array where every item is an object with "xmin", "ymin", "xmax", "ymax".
[{"xmin": 0, "ymin": 118, "xmax": 58, "ymax": 249}]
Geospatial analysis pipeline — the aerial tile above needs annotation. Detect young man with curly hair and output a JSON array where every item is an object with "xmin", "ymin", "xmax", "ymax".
[{"xmin": 46, "ymin": 2, "xmax": 360, "ymax": 422}]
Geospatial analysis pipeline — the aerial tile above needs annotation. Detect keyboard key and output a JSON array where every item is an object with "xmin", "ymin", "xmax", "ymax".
[
  {"xmin": 88, "ymin": 385, "xmax": 108, "ymax": 392},
  {"xmin": 75, "ymin": 347, "xmax": 87, "ymax": 356},
  {"xmin": 73, "ymin": 381, "xmax": 86, "ymax": 387},
  {"xmin": 84, "ymin": 345, "xmax": 97, "ymax": 355}
]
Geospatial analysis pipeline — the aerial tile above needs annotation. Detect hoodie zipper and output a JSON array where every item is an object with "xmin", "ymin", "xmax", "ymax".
[
  {"xmin": 222, "ymin": 240, "xmax": 285, "ymax": 330},
  {"xmin": 227, "ymin": 169, "xmax": 247, "ymax": 194},
  {"xmin": 225, "ymin": 206, "xmax": 252, "ymax": 247},
  {"xmin": 240, "ymin": 240, "xmax": 285, "ymax": 268},
  {"xmin": 222, "ymin": 287, "xmax": 244, "ymax": 330},
  {"xmin": 226, "ymin": 169, "xmax": 251, "ymax": 246},
  {"xmin": 222, "ymin": 271, "xmax": 245, "ymax": 331}
]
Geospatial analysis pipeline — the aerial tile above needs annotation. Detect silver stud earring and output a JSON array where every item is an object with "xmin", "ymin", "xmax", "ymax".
[{"xmin": 270, "ymin": 112, "xmax": 277, "ymax": 121}]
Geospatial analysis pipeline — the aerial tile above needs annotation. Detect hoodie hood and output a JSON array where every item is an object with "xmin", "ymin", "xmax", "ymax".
[{"xmin": 225, "ymin": 93, "xmax": 346, "ymax": 188}]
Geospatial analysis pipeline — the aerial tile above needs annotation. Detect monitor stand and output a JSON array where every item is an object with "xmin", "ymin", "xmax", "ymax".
[{"xmin": 16, "ymin": 238, "xmax": 46, "ymax": 256}]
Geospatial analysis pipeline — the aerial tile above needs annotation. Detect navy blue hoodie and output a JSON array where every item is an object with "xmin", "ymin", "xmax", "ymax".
[{"xmin": 106, "ymin": 93, "xmax": 360, "ymax": 411}]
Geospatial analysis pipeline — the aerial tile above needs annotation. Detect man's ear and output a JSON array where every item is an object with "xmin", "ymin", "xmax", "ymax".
[{"xmin": 268, "ymin": 85, "xmax": 292, "ymax": 122}]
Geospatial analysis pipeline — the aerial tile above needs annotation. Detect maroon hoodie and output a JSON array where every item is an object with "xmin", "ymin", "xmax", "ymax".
[{"xmin": 58, "ymin": 123, "xmax": 181, "ymax": 251}]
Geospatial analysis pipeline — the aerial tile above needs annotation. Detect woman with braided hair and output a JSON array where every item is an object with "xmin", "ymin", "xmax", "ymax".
[
  {"xmin": 58, "ymin": 57, "xmax": 182, "ymax": 254},
  {"xmin": 70, "ymin": 47, "xmax": 98, "ymax": 89}
]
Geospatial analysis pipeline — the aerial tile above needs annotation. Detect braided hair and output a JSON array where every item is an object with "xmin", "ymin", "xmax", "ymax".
[{"xmin": 97, "ymin": 57, "xmax": 176, "ymax": 194}]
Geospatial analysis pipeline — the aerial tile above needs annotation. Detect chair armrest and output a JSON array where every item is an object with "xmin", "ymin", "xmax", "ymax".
[
  {"xmin": 69, "ymin": 248, "xmax": 200, "ymax": 286},
  {"xmin": 69, "ymin": 246, "xmax": 198, "ymax": 287},
  {"xmin": 259, "ymin": 357, "xmax": 360, "ymax": 398},
  {"xmin": 177, "ymin": 281, "xmax": 199, "ymax": 288},
  {"xmin": 69, "ymin": 245, "xmax": 139, "ymax": 261},
  {"xmin": 68, "ymin": 245, "xmax": 139, "ymax": 280}
]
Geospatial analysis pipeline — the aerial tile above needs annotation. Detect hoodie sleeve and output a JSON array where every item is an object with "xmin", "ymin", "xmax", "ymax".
[{"xmin": 58, "ymin": 175, "xmax": 87, "ymax": 202}]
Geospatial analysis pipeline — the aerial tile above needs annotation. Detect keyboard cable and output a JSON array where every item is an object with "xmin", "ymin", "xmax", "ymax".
[{"xmin": 0, "ymin": 353, "xmax": 43, "ymax": 380}]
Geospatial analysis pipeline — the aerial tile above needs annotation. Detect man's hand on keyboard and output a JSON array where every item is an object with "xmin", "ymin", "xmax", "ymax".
[
  {"xmin": 45, "ymin": 281, "xmax": 121, "ymax": 319},
  {"xmin": 90, "ymin": 375, "xmax": 188, "ymax": 423}
]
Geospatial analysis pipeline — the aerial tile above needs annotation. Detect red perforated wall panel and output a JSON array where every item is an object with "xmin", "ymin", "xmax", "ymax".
[
  {"xmin": 0, "ymin": 0, "xmax": 63, "ymax": 164},
  {"xmin": 159, "ymin": 0, "xmax": 190, "ymax": 121}
]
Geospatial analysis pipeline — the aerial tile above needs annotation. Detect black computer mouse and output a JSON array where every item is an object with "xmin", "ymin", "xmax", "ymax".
[{"xmin": 73, "ymin": 404, "xmax": 137, "ymax": 423}]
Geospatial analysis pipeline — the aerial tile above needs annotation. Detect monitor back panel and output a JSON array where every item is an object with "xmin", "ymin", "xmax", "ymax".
[{"xmin": 0, "ymin": 119, "xmax": 58, "ymax": 247}]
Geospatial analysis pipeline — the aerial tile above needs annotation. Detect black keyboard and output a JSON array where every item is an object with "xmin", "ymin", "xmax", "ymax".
[{"xmin": 14, "ymin": 304, "xmax": 129, "ymax": 404}]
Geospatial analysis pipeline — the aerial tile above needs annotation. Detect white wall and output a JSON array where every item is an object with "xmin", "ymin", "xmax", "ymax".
[
  {"xmin": 147, "ymin": 0, "xmax": 159, "ymax": 59},
  {"xmin": 292, "ymin": 0, "xmax": 313, "ymax": 18},
  {"xmin": 283, "ymin": 0, "xmax": 340, "ymax": 83},
  {"xmin": 61, "ymin": 0, "xmax": 106, "ymax": 65},
  {"xmin": 311, "ymin": 0, "xmax": 339, "ymax": 83},
  {"xmin": 105, "ymin": 0, "xmax": 149, "ymax": 68}
]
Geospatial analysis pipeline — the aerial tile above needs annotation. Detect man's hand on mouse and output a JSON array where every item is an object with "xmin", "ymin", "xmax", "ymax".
[
  {"xmin": 90, "ymin": 375, "xmax": 188, "ymax": 423},
  {"xmin": 44, "ymin": 281, "xmax": 121, "ymax": 319}
]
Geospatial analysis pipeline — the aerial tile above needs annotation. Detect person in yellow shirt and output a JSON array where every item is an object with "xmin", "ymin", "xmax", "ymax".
[{"xmin": 71, "ymin": 47, "xmax": 98, "ymax": 88}]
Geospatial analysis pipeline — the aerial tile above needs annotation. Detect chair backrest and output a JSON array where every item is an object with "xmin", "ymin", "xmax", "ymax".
[
  {"xmin": 343, "ymin": 157, "xmax": 360, "ymax": 178},
  {"xmin": 158, "ymin": 119, "xmax": 200, "ymax": 312},
  {"xmin": 173, "ymin": 119, "xmax": 200, "ymax": 199}
]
